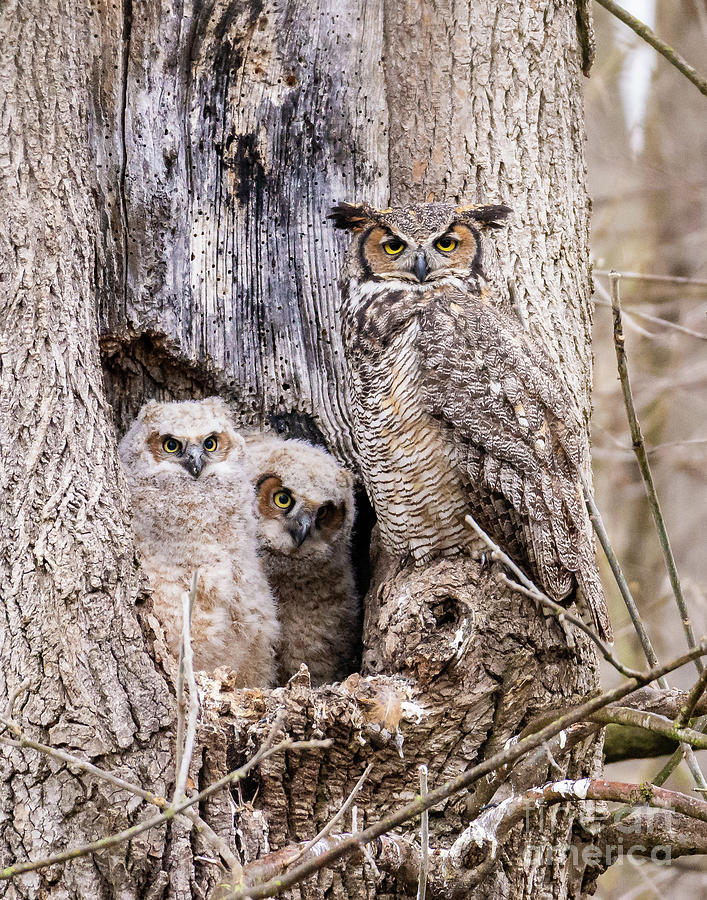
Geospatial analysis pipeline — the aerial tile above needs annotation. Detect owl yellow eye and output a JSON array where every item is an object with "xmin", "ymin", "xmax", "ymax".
[
  {"xmin": 203, "ymin": 436, "xmax": 218, "ymax": 452},
  {"xmin": 162, "ymin": 437, "xmax": 181, "ymax": 454},
  {"xmin": 273, "ymin": 490, "xmax": 293, "ymax": 510},
  {"xmin": 383, "ymin": 239, "xmax": 405, "ymax": 256},
  {"xmin": 435, "ymin": 237, "xmax": 458, "ymax": 253}
]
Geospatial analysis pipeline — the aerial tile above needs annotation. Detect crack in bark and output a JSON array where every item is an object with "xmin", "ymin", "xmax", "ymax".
[{"xmin": 119, "ymin": 0, "xmax": 133, "ymax": 310}]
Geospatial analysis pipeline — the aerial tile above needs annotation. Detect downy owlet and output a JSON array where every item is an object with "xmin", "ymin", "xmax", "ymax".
[
  {"xmin": 243, "ymin": 433, "xmax": 360, "ymax": 685},
  {"xmin": 119, "ymin": 398, "xmax": 279, "ymax": 684}
]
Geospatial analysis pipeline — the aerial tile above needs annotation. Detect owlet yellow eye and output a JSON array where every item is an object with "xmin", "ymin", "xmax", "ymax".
[
  {"xmin": 383, "ymin": 239, "xmax": 405, "ymax": 256},
  {"xmin": 273, "ymin": 490, "xmax": 293, "ymax": 510},
  {"xmin": 162, "ymin": 437, "xmax": 181, "ymax": 454},
  {"xmin": 203, "ymin": 436, "xmax": 218, "ymax": 452},
  {"xmin": 435, "ymin": 237, "xmax": 458, "ymax": 252}
]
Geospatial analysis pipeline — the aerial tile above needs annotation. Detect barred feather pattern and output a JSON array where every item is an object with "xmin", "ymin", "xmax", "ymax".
[{"xmin": 341, "ymin": 274, "xmax": 612, "ymax": 642}]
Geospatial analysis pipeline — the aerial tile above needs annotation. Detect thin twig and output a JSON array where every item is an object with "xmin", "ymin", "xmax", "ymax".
[
  {"xmin": 581, "ymin": 471, "xmax": 707, "ymax": 791},
  {"xmin": 0, "ymin": 731, "xmax": 331, "ymax": 880},
  {"xmin": 652, "ymin": 715, "xmax": 707, "ymax": 791},
  {"xmin": 463, "ymin": 514, "xmax": 641, "ymax": 679},
  {"xmin": 234, "ymin": 643, "xmax": 707, "ymax": 899},
  {"xmin": 580, "ymin": 472, "xmax": 662, "ymax": 671},
  {"xmin": 3, "ymin": 678, "xmax": 30, "ymax": 719},
  {"xmin": 594, "ymin": 298, "xmax": 707, "ymax": 341},
  {"xmin": 417, "ymin": 765, "xmax": 428, "ymax": 900},
  {"xmin": 174, "ymin": 571, "xmax": 200, "ymax": 806},
  {"xmin": 676, "ymin": 667, "xmax": 707, "ymax": 729},
  {"xmin": 0, "ymin": 717, "xmax": 240, "ymax": 871},
  {"xmin": 289, "ymin": 762, "xmax": 374, "ymax": 867},
  {"xmin": 594, "ymin": 269, "xmax": 707, "ymax": 287},
  {"xmin": 593, "ymin": 0, "xmax": 707, "ymax": 96},
  {"xmin": 609, "ymin": 272, "xmax": 702, "ymax": 675},
  {"xmin": 650, "ymin": 670, "xmax": 707, "ymax": 792},
  {"xmin": 588, "ymin": 706, "xmax": 707, "ymax": 750}
]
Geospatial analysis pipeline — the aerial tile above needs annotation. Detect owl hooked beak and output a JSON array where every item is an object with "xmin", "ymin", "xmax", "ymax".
[
  {"xmin": 286, "ymin": 507, "xmax": 314, "ymax": 548},
  {"xmin": 181, "ymin": 447, "xmax": 204, "ymax": 478},
  {"xmin": 414, "ymin": 251, "xmax": 428, "ymax": 283}
]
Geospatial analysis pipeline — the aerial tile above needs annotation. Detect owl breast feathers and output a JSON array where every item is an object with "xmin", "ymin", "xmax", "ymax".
[
  {"xmin": 332, "ymin": 201, "xmax": 612, "ymax": 642},
  {"xmin": 242, "ymin": 432, "xmax": 360, "ymax": 685},
  {"xmin": 119, "ymin": 397, "xmax": 279, "ymax": 685}
]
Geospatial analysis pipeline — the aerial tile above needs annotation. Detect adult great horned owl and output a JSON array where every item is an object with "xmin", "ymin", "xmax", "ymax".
[
  {"xmin": 243, "ymin": 433, "xmax": 359, "ymax": 685},
  {"xmin": 331, "ymin": 201, "xmax": 611, "ymax": 641},
  {"xmin": 119, "ymin": 398, "xmax": 279, "ymax": 684}
]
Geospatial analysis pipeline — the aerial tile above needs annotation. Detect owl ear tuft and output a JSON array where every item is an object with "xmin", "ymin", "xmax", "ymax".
[
  {"xmin": 456, "ymin": 204, "xmax": 511, "ymax": 230},
  {"xmin": 328, "ymin": 202, "xmax": 377, "ymax": 231}
]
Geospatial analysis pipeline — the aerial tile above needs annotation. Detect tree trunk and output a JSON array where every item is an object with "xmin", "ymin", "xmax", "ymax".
[
  {"xmin": 0, "ymin": 3, "xmax": 175, "ymax": 898},
  {"xmin": 1, "ymin": 1, "xmax": 605, "ymax": 898}
]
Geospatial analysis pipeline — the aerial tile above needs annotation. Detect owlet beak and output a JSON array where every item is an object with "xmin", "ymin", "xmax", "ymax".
[
  {"xmin": 182, "ymin": 448, "xmax": 204, "ymax": 478},
  {"xmin": 286, "ymin": 508, "xmax": 314, "ymax": 548}
]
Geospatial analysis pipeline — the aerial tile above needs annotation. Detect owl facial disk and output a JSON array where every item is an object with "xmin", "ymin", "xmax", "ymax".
[
  {"xmin": 256, "ymin": 475, "xmax": 346, "ymax": 552},
  {"xmin": 361, "ymin": 223, "xmax": 479, "ymax": 285}
]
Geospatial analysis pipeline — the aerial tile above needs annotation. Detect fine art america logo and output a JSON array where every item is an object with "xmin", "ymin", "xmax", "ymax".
[{"xmin": 522, "ymin": 802, "xmax": 675, "ymax": 868}]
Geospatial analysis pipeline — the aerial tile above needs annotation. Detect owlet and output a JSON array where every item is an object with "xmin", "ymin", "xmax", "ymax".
[
  {"xmin": 243, "ymin": 432, "xmax": 360, "ymax": 685},
  {"xmin": 119, "ymin": 397, "xmax": 279, "ymax": 684}
]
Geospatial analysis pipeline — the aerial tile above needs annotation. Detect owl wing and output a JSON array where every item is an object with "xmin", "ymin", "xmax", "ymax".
[{"xmin": 417, "ymin": 292, "xmax": 612, "ymax": 642}]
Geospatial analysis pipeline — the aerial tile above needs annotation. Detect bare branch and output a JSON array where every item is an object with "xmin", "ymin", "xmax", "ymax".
[
  {"xmin": 453, "ymin": 777, "xmax": 707, "ymax": 889},
  {"xmin": 594, "ymin": 269, "xmax": 707, "ymax": 288},
  {"xmin": 463, "ymin": 513, "xmax": 642, "ymax": 678},
  {"xmin": 0, "ymin": 731, "xmax": 331, "ymax": 880},
  {"xmin": 0, "ymin": 713, "xmax": 240, "ymax": 872},
  {"xmin": 593, "ymin": 0, "xmax": 707, "ymax": 96},
  {"xmin": 589, "ymin": 706, "xmax": 707, "ymax": 750},
  {"xmin": 595, "ymin": 810, "xmax": 707, "ymax": 869},
  {"xmin": 237, "ymin": 780, "xmax": 707, "ymax": 899},
  {"xmin": 609, "ymin": 272, "xmax": 702, "ymax": 678}
]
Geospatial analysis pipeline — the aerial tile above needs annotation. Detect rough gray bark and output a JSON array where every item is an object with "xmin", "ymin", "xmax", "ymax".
[
  {"xmin": 2, "ymin": 1, "xmax": 606, "ymax": 899},
  {"xmin": 0, "ymin": 3, "xmax": 175, "ymax": 898}
]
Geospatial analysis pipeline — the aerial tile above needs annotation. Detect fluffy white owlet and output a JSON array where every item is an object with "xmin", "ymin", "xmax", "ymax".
[
  {"xmin": 243, "ymin": 433, "xmax": 360, "ymax": 685},
  {"xmin": 331, "ymin": 201, "xmax": 612, "ymax": 642},
  {"xmin": 119, "ymin": 398, "xmax": 279, "ymax": 685}
]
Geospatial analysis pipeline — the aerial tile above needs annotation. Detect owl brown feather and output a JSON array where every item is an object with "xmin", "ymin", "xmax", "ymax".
[{"xmin": 334, "ymin": 201, "xmax": 612, "ymax": 642}]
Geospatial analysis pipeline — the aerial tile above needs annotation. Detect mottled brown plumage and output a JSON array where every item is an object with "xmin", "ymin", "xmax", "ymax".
[{"xmin": 332, "ymin": 201, "xmax": 612, "ymax": 641}]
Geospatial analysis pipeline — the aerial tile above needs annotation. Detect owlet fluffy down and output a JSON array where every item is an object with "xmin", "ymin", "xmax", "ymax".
[
  {"xmin": 243, "ymin": 433, "xmax": 360, "ymax": 685},
  {"xmin": 119, "ymin": 398, "xmax": 279, "ymax": 685}
]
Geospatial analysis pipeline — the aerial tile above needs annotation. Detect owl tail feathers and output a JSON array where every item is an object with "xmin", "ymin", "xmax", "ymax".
[{"xmin": 574, "ymin": 566, "xmax": 614, "ymax": 645}]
